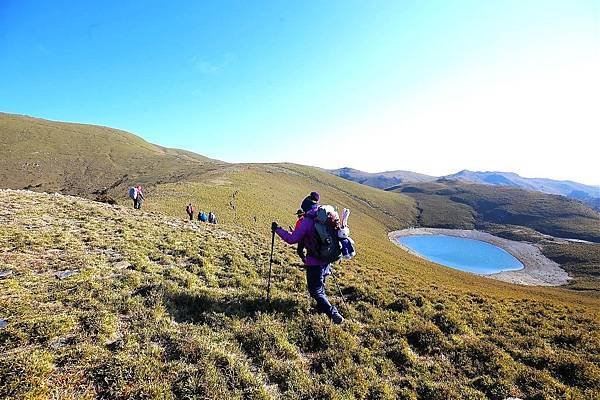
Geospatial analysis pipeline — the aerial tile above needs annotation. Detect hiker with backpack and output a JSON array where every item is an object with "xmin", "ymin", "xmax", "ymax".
[
  {"xmin": 198, "ymin": 211, "xmax": 208, "ymax": 222},
  {"xmin": 208, "ymin": 211, "xmax": 217, "ymax": 224},
  {"xmin": 128, "ymin": 187, "xmax": 137, "ymax": 208},
  {"xmin": 271, "ymin": 191, "xmax": 345, "ymax": 324},
  {"xmin": 128, "ymin": 185, "xmax": 145, "ymax": 209},
  {"xmin": 135, "ymin": 186, "xmax": 145, "ymax": 209},
  {"xmin": 186, "ymin": 203, "xmax": 194, "ymax": 220}
]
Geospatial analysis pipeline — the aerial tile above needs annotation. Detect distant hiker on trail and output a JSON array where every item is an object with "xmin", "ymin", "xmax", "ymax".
[
  {"xmin": 198, "ymin": 211, "xmax": 208, "ymax": 222},
  {"xmin": 128, "ymin": 187, "xmax": 137, "ymax": 208},
  {"xmin": 186, "ymin": 203, "xmax": 194, "ymax": 220},
  {"xmin": 135, "ymin": 186, "xmax": 145, "ymax": 209},
  {"xmin": 271, "ymin": 191, "xmax": 344, "ymax": 324},
  {"xmin": 208, "ymin": 211, "xmax": 217, "ymax": 224},
  {"xmin": 128, "ymin": 185, "xmax": 145, "ymax": 209}
]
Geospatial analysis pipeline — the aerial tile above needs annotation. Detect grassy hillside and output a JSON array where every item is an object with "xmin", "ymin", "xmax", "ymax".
[
  {"xmin": 0, "ymin": 112, "xmax": 219, "ymax": 196},
  {"xmin": 142, "ymin": 163, "xmax": 417, "ymax": 234},
  {"xmin": 541, "ymin": 242, "xmax": 600, "ymax": 293},
  {"xmin": 2, "ymin": 113, "xmax": 600, "ymax": 398},
  {"xmin": 2, "ymin": 190, "xmax": 600, "ymax": 400},
  {"xmin": 407, "ymin": 193, "xmax": 476, "ymax": 229},
  {"xmin": 391, "ymin": 181, "xmax": 600, "ymax": 292},
  {"xmin": 391, "ymin": 180, "xmax": 600, "ymax": 242}
]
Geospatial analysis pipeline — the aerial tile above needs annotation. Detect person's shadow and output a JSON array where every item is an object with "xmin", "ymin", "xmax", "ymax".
[{"xmin": 165, "ymin": 291, "xmax": 302, "ymax": 323}]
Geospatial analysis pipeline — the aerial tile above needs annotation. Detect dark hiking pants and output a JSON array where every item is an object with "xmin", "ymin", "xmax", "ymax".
[{"xmin": 305, "ymin": 264, "xmax": 338, "ymax": 317}]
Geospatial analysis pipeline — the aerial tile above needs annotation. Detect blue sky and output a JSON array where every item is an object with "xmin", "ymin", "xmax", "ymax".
[{"xmin": 1, "ymin": 1, "xmax": 598, "ymax": 184}]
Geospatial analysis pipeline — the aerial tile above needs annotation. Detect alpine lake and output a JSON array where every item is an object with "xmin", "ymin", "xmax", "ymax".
[{"xmin": 397, "ymin": 234, "xmax": 524, "ymax": 275}]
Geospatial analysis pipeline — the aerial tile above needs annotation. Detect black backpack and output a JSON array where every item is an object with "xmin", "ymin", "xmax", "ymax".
[{"xmin": 312, "ymin": 206, "xmax": 342, "ymax": 264}]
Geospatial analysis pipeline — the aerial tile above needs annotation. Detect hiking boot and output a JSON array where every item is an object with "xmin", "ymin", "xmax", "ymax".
[{"xmin": 332, "ymin": 313, "xmax": 344, "ymax": 325}]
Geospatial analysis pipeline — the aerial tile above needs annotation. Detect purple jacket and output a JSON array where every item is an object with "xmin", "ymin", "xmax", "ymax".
[{"xmin": 275, "ymin": 208, "xmax": 324, "ymax": 266}]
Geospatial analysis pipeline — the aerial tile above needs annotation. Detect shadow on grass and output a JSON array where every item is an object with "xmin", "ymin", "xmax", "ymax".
[{"xmin": 165, "ymin": 291, "xmax": 301, "ymax": 323}]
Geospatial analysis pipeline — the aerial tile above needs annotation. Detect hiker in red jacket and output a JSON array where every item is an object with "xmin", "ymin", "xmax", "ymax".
[
  {"xmin": 186, "ymin": 203, "xmax": 194, "ymax": 220},
  {"xmin": 294, "ymin": 209, "xmax": 306, "ymax": 263},
  {"xmin": 294, "ymin": 209, "xmax": 305, "ymax": 230}
]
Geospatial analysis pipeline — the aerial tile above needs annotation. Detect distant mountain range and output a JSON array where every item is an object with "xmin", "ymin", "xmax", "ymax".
[
  {"xmin": 330, "ymin": 168, "xmax": 600, "ymax": 210},
  {"xmin": 329, "ymin": 167, "xmax": 436, "ymax": 189},
  {"xmin": 444, "ymin": 170, "xmax": 599, "ymax": 209}
]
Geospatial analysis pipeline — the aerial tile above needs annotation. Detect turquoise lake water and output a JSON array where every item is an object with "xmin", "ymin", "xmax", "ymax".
[{"xmin": 397, "ymin": 234, "xmax": 524, "ymax": 274}]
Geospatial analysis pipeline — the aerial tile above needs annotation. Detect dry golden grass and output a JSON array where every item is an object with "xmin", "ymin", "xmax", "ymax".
[{"xmin": 2, "ymin": 176, "xmax": 598, "ymax": 399}]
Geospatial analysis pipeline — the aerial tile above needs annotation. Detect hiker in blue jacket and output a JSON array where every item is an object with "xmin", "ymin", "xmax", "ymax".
[
  {"xmin": 272, "ymin": 192, "xmax": 344, "ymax": 324},
  {"xmin": 198, "ymin": 211, "xmax": 208, "ymax": 222}
]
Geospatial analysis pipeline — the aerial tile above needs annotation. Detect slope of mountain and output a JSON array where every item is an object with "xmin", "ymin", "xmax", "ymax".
[
  {"xmin": 0, "ymin": 112, "xmax": 220, "ymax": 196},
  {"xmin": 2, "ymin": 190, "xmax": 600, "ymax": 399},
  {"xmin": 2, "ymin": 114, "xmax": 600, "ymax": 398},
  {"xmin": 329, "ymin": 167, "xmax": 435, "ymax": 189},
  {"xmin": 389, "ymin": 180, "xmax": 600, "ymax": 291},
  {"xmin": 445, "ymin": 170, "xmax": 600, "ymax": 210},
  {"xmin": 389, "ymin": 180, "xmax": 600, "ymax": 242}
]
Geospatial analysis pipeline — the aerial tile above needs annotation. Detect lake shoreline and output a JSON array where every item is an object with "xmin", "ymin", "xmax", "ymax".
[{"xmin": 389, "ymin": 228, "xmax": 571, "ymax": 286}]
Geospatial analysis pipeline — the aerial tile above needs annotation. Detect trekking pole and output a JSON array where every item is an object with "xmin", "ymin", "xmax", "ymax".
[
  {"xmin": 266, "ymin": 229, "xmax": 276, "ymax": 303},
  {"xmin": 331, "ymin": 262, "xmax": 347, "ymax": 307}
]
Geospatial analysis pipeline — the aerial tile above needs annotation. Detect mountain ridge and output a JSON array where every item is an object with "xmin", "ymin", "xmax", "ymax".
[
  {"xmin": 388, "ymin": 179, "xmax": 600, "ymax": 242},
  {"xmin": 331, "ymin": 166, "xmax": 600, "ymax": 210},
  {"xmin": 445, "ymin": 169, "xmax": 599, "ymax": 209},
  {"xmin": 0, "ymin": 112, "xmax": 221, "ymax": 197},
  {"xmin": 329, "ymin": 167, "xmax": 436, "ymax": 189}
]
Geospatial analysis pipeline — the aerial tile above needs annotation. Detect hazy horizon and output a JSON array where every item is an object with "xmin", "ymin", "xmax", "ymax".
[{"xmin": 1, "ymin": 1, "xmax": 598, "ymax": 185}]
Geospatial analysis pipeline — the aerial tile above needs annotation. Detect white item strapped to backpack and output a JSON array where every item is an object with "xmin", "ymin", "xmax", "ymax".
[{"xmin": 338, "ymin": 208, "xmax": 356, "ymax": 259}]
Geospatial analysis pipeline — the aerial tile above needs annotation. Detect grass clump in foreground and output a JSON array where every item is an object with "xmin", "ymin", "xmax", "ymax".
[{"xmin": 1, "ymin": 189, "xmax": 600, "ymax": 399}]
